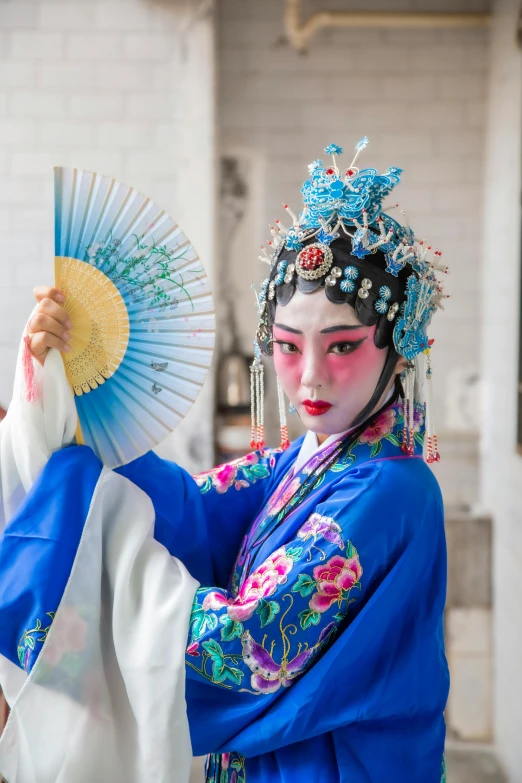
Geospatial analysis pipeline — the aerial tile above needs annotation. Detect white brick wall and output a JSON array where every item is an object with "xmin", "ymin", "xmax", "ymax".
[
  {"xmin": 0, "ymin": 0, "xmax": 216, "ymax": 471},
  {"xmin": 482, "ymin": 1, "xmax": 522, "ymax": 779},
  {"xmin": 217, "ymin": 0, "xmax": 487, "ymax": 504}
]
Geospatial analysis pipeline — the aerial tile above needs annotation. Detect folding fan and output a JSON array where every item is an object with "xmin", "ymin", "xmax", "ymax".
[{"xmin": 54, "ymin": 167, "xmax": 215, "ymax": 469}]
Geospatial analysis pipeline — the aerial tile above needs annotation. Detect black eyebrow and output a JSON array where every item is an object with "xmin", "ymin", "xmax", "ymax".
[
  {"xmin": 319, "ymin": 325, "xmax": 365, "ymax": 334},
  {"xmin": 273, "ymin": 323, "xmax": 302, "ymax": 334},
  {"xmin": 273, "ymin": 323, "xmax": 365, "ymax": 335}
]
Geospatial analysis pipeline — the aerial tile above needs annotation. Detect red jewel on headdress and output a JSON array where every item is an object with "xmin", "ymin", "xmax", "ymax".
[
  {"xmin": 326, "ymin": 168, "xmax": 334, "ymax": 175},
  {"xmin": 346, "ymin": 169, "xmax": 354, "ymax": 177},
  {"xmin": 298, "ymin": 245, "xmax": 325, "ymax": 271}
]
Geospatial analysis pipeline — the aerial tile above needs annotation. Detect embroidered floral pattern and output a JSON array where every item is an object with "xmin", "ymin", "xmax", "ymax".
[
  {"xmin": 195, "ymin": 451, "xmax": 276, "ymax": 495},
  {"xmin": 206, "ymin": 751, "xmax": 246, "ymax": 783},
  {"xmin": 309, "ymin": 550, "xmax": 363, "ymax": 613},
  {"xmin": 358, "ymin": 407, "xmax": 397, "ymax": 446},
  {"xmin": 41, "ymin": 606, "xmax": 88, "ymax": 667},
  {"xmin": 265, "ymin": 476, "xmax": 301, "ymax": 517},
  {"xmin": 17, "ymin": 611, "xmax": 55, "ymax": 671},
  {"xmin": 202, "ymin": 547, "xmax": 294, "ymax": 623}
]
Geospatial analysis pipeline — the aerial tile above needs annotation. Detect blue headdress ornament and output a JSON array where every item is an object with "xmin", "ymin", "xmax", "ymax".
[{"xmin": 257, "ymin": 137, "xmax": 449, "ymax": 462}]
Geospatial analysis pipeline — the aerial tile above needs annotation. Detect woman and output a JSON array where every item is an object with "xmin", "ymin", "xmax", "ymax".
[{"xmin": 0, "ymin": 141, "xmax": 449, "ymax": 782}]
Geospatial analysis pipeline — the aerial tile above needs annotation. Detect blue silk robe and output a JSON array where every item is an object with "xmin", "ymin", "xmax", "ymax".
[{"xmin": 0, "ymin": 402, "xmax": 449, "ymax": 782}]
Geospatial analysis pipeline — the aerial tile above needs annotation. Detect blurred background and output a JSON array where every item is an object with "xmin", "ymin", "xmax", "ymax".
[{"xmin": 0, "ymin": 0, "xmax": 521, "ymax": 781}]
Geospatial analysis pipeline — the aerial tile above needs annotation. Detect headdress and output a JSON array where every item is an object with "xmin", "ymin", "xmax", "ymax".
[{"xmin": 252, "ymin": 138, "xmax": 448, "ymax": 463}]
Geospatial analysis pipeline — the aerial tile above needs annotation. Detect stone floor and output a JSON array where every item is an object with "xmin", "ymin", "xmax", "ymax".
[{"xmin": 446, "ymin": 746, "xmax": 507, "ymax": 783}]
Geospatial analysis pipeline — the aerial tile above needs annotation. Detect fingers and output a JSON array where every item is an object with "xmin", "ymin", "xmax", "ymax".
[
  {"xmin": 28, "ymin": 331, "xmax": 71, "ymax": 362},
  {"xmin": 31, "ymin": 296, "xmax": 71, "ymax": 330},
  {"xmin": 33, "ymin": 286, "xmax": 66, "ymax": 305},
  {"xmin": 29, "ymin": 311, "xmax": 71, "ymax": 342}
]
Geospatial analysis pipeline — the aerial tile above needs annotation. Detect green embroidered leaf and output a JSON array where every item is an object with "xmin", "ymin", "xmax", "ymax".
[
  {"xmin": 384, "ymin": 433, "xmax": 401, "ymax": 447},
  {"xmin": 346, "ymin": 541, "xmax": 355, "ymax": 558},
  {"xmin": 414, "ymin": 431, "xmax": 425, "ymax": 446},
  {"xmin": 35, "ymin": 619, "xmax": 41, "ymax": 631},
  {"xmin": 25, "ymin": 636, "xmax": 35, "ymax": 650},
  {"xmin": 370, "ymin": 440, "xmax": 383, "ymax": 457},
  {"xmin": 298, "ymin": 608, "xmax": 321, "ymax": 630},
  {"xmin": 286, "ymin": 546, "xmax": 303, "ymax": 562},
  {"xmin": 219, "ymin": 615, "xmax": 243, "ymax": 642},
  {"xmin": 244, "ymin": 464, "xmax": 271, "ymax": 480},
  {"xmin": 333, "ymin": 612, "xmax": 344, "ymax": 622},
  {"xmin": 191, "ymin": 608, "xmax": 217, "ymax": 641},
  {"xmin": 231, "ymin": 759, "xmax": 244, "ymax": 771},
  {"xmin": 202, "ymin": 638, "xmax": 225, "ymax": 665},
  {"xmin": 256, "ymin": 599, "xmax": 280, "ymax": 628},
  {"xmin": 314, "ymin": 473, "xmax": 326, "ymax": 489},
  {"xmin": 220, "ymin": 771, "xmax": 228, "ymax": 783},
  {"xmin": 292, "ymin": 573, "xmax": 317, "ymax": 597}
]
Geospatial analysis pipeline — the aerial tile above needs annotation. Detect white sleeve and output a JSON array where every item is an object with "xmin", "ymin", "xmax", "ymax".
[
  {"xmin": 0, "ymin": 468, "xmax": 198, "ymax": 783},
  {"xmin": 0, "ymin": 334, "xmax": 77, "ymax": 530}
]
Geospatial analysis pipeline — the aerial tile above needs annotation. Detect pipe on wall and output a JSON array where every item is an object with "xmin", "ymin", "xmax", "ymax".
[{"xmin": 284, "ymin": 0, "xmax": 491, "ymax": 51}]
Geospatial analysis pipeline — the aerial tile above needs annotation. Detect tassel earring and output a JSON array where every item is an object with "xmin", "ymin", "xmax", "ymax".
[
  {"xmin": 402, "ymin": 362, "xmax": 416, "ymax": 456},
  {"xmin": 277, "ymin": 376, "xmax": 290, "ymax": 450},
  {"xmin": 250, "ymin": 349, "xmax": 265, "ymax": 450},
  {"xmin": 424, "ymin": 342, "xmax": 440, "ymax": 463}
]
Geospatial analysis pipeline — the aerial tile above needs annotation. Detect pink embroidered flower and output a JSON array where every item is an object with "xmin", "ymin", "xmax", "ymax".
[
  {"xmin": 42, "ymin": 607, "xmax": 88, "ymax": 667},
  {"xmin": 266, "ymin": 477, "xmax": 301, "ymax": 517},
  {"xmin": 221, "ymin": 753, "xmax": 230, "ymax": 770},
  {"xmin": 194, "ymin": 453, "xmax": 266, "ymax": 494},
  {"xmin": 203, "ymin": 547, "xmax": 295, "ymax": 622},
  {"xmin": 358, "ymin": 408, "xmax": 397, "ymax": 446},
  {"xmin": 186, "ymin": 642, "xmax": 200, "ymax": 657},
  {"xmin": 310, "ymin": 554, "xmax": 363, "ymax": 613}
]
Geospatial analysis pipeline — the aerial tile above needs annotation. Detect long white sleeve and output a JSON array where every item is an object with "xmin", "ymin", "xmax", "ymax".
[{"xmin": 0, "ymin": 340, "xmax": 77, "ymax": 530}]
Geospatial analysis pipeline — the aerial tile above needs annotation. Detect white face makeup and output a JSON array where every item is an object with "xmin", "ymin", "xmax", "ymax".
[{"xmin": 272, "ymin": 288, "xmax": 397, "ymax": 436}]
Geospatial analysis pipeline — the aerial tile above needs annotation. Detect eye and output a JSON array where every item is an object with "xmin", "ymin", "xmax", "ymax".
[
  {"xmin": 328, "ymin": 341, "xmax": 361, "ymax": 356},
  {"xmin": 274, "ymin": 339, "xmax": 300, "ymax": 355}
]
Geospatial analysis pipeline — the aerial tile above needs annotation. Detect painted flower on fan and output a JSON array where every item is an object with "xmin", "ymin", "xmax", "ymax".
[
  {"xmin": 297, "ymin": 513, "xmax": 345, "ymax": 550},
  {"xmin": 325, "ymin": 143, "xmax": 343, "ymax": 156},
  {"xmin": 358, "ymin": 407, "xmax": 397, "ymax": 445},
  {"xmin": 203, "ymin": 547, "xmax": 294, "ymax": 622},
  {"xmin": 309, "ymin": 553, "xmax": 363, "ymax": 613}
]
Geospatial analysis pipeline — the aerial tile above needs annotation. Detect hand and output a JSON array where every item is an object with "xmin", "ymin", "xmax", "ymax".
[{"xmin": 27, "ymin": 287, "xmax": 72, "ymax": 366}]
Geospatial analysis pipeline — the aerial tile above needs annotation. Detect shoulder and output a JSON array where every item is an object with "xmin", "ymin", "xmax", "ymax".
[{"xmin": 326, "ymin": 456, "xmax": 443, "ymax": 538}]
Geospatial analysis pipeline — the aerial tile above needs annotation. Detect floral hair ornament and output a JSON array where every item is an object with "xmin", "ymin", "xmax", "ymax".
[{"xmin": 254, "ymin": 138, "xmax": 449, "ymax": 461}]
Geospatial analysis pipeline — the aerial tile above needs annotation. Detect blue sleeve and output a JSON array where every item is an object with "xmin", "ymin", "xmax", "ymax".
[
  {"xmin": 118, "ymin": 445, "xmax": 297, "ymax": 587},
  {"xmin": 185, "ymin": 459, "xmax": 448, "ymax": 758},
  {"xmin": 0, "ymin": 446, "xmax": 102, "ymax": 672}
]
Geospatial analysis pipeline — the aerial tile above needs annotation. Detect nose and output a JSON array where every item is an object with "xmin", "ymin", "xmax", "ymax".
[{"xmin": 300, "ymin": 347, "xmax": 326, "ymax": 391}]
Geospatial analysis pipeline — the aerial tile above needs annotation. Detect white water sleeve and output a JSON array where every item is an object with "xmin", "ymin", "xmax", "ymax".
[
  {"xmin": 0, "ymin": 340, "xmax": 77, "ymax": 531},
  {"xmin": 0, "ymin": 468, "xmax": 198, "ymax": 783}
]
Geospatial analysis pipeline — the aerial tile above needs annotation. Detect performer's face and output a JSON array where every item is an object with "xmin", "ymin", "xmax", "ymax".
[{"xmin": 273, "ymin": 288, "xmax": 395, "ymax": 436}]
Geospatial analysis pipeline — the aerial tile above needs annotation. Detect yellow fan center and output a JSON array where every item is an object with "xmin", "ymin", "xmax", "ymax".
[{"xmin": 55, "ymin": 256, "xmax": 130, "ymax": 396}]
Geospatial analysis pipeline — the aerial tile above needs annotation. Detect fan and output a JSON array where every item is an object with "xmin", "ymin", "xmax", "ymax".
[{"xmin": 54, "ymin": 167, "xmax": 215, "ymax": 469}]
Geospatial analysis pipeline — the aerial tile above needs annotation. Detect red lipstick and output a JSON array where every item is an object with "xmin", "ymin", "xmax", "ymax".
[{"xmin": 302, "ymin": 399, "xmax": 332, "ymax": 416}]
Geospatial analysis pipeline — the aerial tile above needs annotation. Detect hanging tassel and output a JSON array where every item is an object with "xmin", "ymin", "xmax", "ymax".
[
  {"xmin": 402, "ymin": 362, "xmax": 416, "ymax": 456},
  {"xmin": 424, "ymin": 342, "xmax": 440, "ymax": 463},
  {"xmin": 277, "ymin": 376, "xmax": 290, "ymax": 450},
  {"xmin": 22, "ymin": 329, "xmax": 40, "ymax": 403},
  {"xmin": 250, "ymin": 350, "xmax": 265, "ymax": 450}
]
